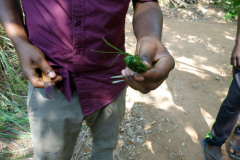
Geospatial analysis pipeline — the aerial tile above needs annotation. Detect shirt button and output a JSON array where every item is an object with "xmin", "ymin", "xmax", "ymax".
[
  {"xmin": 75, "ymin": 73, "xmax": 80, "ymax": 77},
  {"xmin": 75, "ymin": 20, "xmax": 81, "ymax": 26},
  {"xmin": 75, "ymin": 50, "xmax": 80, "ymax": 55}
]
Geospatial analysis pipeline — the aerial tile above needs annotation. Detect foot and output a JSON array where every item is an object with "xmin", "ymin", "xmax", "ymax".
[
  {"xmin": 229, "ymin": 134, "xmax": 240, "ymax": 156},
  {"xmin": 206, "ymin": 143, "xmax": 222, "ymax": 160}
]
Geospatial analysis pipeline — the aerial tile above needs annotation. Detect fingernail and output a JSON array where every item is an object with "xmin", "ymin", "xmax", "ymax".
[
  {"xmin": 127, "ymin": 68, "xmax": 134, "ymax": 75},
  {"xmin": 121, "ymin": 70, "xmax": 126, "ymax": 77},
  {"xmin": 143, "ymin": 61, "xmax": 151, "ymax": 69},
  {"xmin": 135, "ymin": 73, "xmax": 140, "ymax": 77},
  {"xmin": 48, "ymin": 71, "xmax": 56, "ymax": 78}
]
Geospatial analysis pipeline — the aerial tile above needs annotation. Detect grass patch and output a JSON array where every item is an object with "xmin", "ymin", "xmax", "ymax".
[{"xmin": 0, "ymin": 24, "xmax": 31, "ymax": 159}]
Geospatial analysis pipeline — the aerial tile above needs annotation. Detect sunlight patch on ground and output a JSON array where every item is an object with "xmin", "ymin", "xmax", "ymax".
[
  {"xmin": 146, "ymin": 140, "xmax": 155, "ymax": 154},
  {"xmin": 144, "ymin": 124, "xmax": 151, "ymax": 130},
  {"xmin": 149, "ymin": 82, "xmax": 176, "ymax": 110},
  {"xmin": 117, "ymin": 139, "xmax": 125, "ymax": 148},
  {"xmin": 126, "ymin": 14, "xmax": 133, "ymax": 22},
  {"xmin": 224, "ymin": 31, "xmax": 230, "ymax": 35},
  {"xmin": 192, "ymin": 55, "xmax": 208, "ymax": 63},
  {"xmin": 205, "ymin": 42, "xmax": 220, "ymax": 53},
  {"xmin": 184, "ymin": 125, "xmax": 199, "ymax": 144},
  {"xmin": 177, "ymin": 67, "xmax": 200, "ymax": 77},
  {"xmin": 150, "ymin": 82, "xmax": 172, "ymax": 99},
  {"xmin": 200, "ymin": 107, "xmax": 215, "ymax": 130},
  {"xmin": 199, "ymin": 64, "xmax": 219, "ymax": 75},
  {"xmin": 175, "ymin": 58, "xmax": 212, "ymax": 79},
  {"xmin": 176, "ymin": 57, "xmax": 196, "ymax": 65},
  {"xmin": 225, "ymin": 35, "xmax": 235, "ymax": 41},
  {"xmin": 198, "ymin": 6, "xmax": 208, "ymax": 14},
  {"xmin": 163, "ymin": 23, "xmax": 170, "ymax": 32},
  {"xmin": 214, "ymin": 89, "xmax": 229, "ymax": 102}
]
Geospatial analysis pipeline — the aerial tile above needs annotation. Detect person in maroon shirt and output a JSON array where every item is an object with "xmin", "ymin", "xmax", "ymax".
[{"xmin": 0, "ymin": 0, "xmax": 174, "ymax": 159}]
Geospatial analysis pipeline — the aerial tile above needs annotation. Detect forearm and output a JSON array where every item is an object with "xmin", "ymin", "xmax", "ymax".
[
  {"xmin": 236, "ymin": 7, "xmax": 240, "ymax": 44},
  {"xmin": 0, "ymin": 0, "xmax": 29, "ymax": 48},
  {"xmin": 133, "ymin": 1, "xmax": 163, "ymax": 41}
]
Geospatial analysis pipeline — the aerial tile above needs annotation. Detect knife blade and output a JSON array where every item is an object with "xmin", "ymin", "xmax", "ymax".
[{"xmin": 42, "ymin": 73, "xmax": 54, "ymax": 100}]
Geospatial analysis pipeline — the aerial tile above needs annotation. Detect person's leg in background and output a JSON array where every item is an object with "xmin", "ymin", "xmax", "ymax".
[
  {"xmin": 85, "ymin": 88, "xmax": 127, "ymax": 160},
  {"xmin": 204, "ymin": 68, "xmax": 240, "ymax": 160},
  {"xmin": 27, "ymin": 82, "xmax": 84, "ymax": 160}
]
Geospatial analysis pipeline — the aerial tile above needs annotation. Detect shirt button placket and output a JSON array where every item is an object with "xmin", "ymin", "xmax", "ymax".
[
  {"xmin": 75, "ymin": 50, "xmax": 80, "ymax": 55},
  {"xmin": 74, "ymin": 20, "xmax": 81, "ymax": 27}
]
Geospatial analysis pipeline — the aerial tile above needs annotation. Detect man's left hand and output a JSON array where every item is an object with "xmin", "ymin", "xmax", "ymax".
[{"xmin": 121, "ymin": 36, "xmax": 175, "ymax": 94}]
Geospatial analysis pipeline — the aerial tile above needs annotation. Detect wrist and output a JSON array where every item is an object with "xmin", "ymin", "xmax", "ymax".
[
  {"xmin": 139, "ymin": 34, "xmax": 161, "ymax": 42},
  {"xmin": 147, "ymin": 32, "xmax": 161, "ymax": 41},
  {"xmin": 12, "ymin": 37, "xmax": 31, "ymax": 50},
  {"xmin": 137, "ymin": 33, "xmax": 161, "ymax": 42}
]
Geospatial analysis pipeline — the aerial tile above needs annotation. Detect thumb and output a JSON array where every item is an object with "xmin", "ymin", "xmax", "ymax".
[
  {"xmin": 143, "ymin": 60, "xmax": 151, "ymax": 69},
  {"xmin": 34, "ymin": 55, "xmax": 56, "ymax": 79},
  {"xmin": 137, "ymin": 40, "xmax": 155, "ymax": 68}
]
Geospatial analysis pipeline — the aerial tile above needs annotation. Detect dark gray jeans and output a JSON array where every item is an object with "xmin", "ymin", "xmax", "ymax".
[
  {"xmin": 27, "ymin": 82, "xmax": 126, "ymax": 160},
  {"xmin": 205, "ymin": 68, "xmax": 240, "ymax": 146}
]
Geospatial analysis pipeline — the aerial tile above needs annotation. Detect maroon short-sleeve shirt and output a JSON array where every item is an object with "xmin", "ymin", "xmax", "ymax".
[{"xmin": 21, "ymin": 0, "xmax": 157, "ymax": 115}]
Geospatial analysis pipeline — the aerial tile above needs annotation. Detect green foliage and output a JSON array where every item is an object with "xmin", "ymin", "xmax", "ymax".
[
  {"xmin": 221, "ymin": 0, "xmax": 240, "ymax": 20},
  {"xmin": 123, "ymin": 54, "xmax": 148, "ymax": 73}
]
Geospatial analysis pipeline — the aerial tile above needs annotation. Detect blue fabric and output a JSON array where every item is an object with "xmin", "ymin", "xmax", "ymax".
[{"xmin": 205, "ymin": 68, "xmax": 240, "ymax": 146}]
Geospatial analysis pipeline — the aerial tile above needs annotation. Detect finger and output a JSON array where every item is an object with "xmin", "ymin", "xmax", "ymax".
[
  {"xmin": 143, "ymin": 60, "xmax": 151, "ymax": 69},
  {"xmin": 123, "ymin": 68, "xmax": 144, "ymax": 81},
  {"xmin": 135, "ymin": 55, "xmax": 173, "ymax": 82},
  {"xmin": 125, "ymin": 67, "xmax": 135, "ymax": 76},
  {"xmin": 51, "ymin": 82, "xmax": 56, "ymax": 87},
  {"xmin": 122, "ymin": 70, "xmax": 147, "ymax": 93},
  {"xmin": 233, "ymin": 57, "xmax": 237, "ymax": 67},
  {"xmin": 229, "ymin": 146, "xmax": 234, "ymax": 153},
  {"xmin": 122, "ymin": 70, "xmax": 164, "ymax": 93},
  {"xmin": 124, "ymin": 68, "xmax": 131, "ymax": 76},
  {"xmin": 51, "ymin": 75, "xmax": 63, "ymax": 82},
  {"xmin": 26, "ymin": 69, "xmax": 45, "ymax": 88},
  {"xmin": 134, "ymin": 73, "xmax": 145, "ymax": 81},
  {"xmin": 33, "ymin": 55, "xmax": 56, "ymax": 79}
]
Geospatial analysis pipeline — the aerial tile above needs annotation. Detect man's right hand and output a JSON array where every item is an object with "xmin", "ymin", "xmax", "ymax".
[
  {"xmin": 231, "ymin": 42, "xmax": 240, "ymax": 68},
  {"xmin": 17, "ymin": 42, "xmax": 63, "ymax": 88}
]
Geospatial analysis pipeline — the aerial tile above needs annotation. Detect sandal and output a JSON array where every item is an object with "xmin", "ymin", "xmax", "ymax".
[
  {"xmin": 202, "ymin": 139, "xmax": 223, "ymax": 160},
  {"xmin": 229, "ymin": 141, "xmax": 240, "ymax": 159}
]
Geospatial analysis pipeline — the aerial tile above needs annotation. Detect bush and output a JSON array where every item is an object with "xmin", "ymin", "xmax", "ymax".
[{"xmin": 221, "ymin": 0, "xmax": 240, "ymax": 20}]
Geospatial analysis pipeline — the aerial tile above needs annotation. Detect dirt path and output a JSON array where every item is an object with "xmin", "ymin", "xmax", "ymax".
[{"xmin": 121, "ymin": 7, "xmax": 237, "ymax": 160}]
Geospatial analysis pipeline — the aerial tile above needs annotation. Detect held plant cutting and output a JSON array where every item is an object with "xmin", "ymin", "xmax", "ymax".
[{"xmin": 92, "ymin": 37, "xmax": 148, "ymax": 83}]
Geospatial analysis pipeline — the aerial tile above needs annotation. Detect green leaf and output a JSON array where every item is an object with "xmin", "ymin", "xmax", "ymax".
[
  {"xmin": 0, "ymin": 110, "xmax": 30, "ymax": 133},
  {"xmin": 0, "ymin": 133, "xmax": 31, "ymax": 139},
  {"xmin": 13, "ymin": 154, "xmax": 33, "ymax": 160}
]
